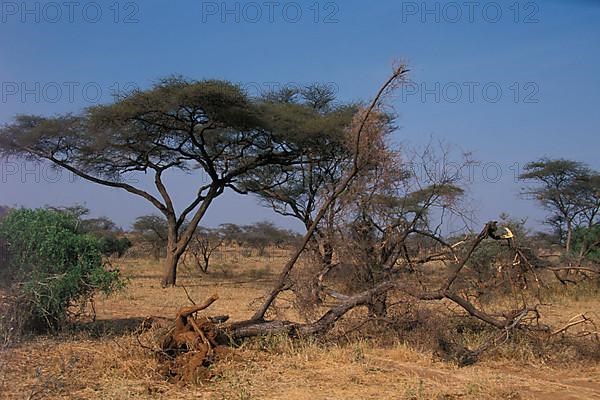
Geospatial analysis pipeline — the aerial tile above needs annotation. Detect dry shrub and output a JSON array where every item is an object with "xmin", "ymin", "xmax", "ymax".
[
  {"xmin": 0, "ymin": 287, "xmax": 21, "ymax": 348},
  {"xmin": 541, "ymin": 277, "xmax": 600, "ymax": 303},
  {"xmin": 289, "ymin": 253, "xmax": 326, "ymax": 321},
  {"xmin": 308, "ymin": 294, "xmax": 600, "ymax": 369}
]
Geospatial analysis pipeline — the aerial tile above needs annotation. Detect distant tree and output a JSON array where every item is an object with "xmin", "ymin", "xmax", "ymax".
[
  {"xmin": 241, "ymin": 223, "xmax": 272, "ymax": 255},
  {"xmin": 0, "ymin": 205, "xmax": 10, "ymax": 216},
  {"xmin": 577, "ymin": 173, "xmax": 600, "ymax": 229},
  {"xmin": 0, "ymin": 78, "xmax": 328, "ymax": 286},
  {"xmin": 79, "ymin": 217, "xmax": 131, "ymax": 258},
  {"xmin": 132, "ymin": 215, "xmax": 169, "ymax": 260},
  {"xmin": 520, "ymin": 158, "xmax": 600, "ymax": 251},
  {"xmin": 184, "ymin": 227, "xmax": 225, "ymax": 273},
  {"xmin": 96, "ymin": 236, "xmax": 132, "ymax": 258},
  {"xmin": 80, "ymin": 216, "xmax": 119, "ymax": 234},
  {"xmin": 48, "ymin": 204, "xmax": 91, "ymax": 220},
  {"xmin": 218, "ymin": 223, "xmax": 245, "ymax": 246},
  {"xmin": 240, "ymin": 221, "xmax": 299, "ymax": 255}
]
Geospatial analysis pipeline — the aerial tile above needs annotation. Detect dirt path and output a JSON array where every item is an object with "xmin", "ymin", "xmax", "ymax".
[{"xmin": 367, "ymin": 355, "xmax": 600, "ymax": 400}]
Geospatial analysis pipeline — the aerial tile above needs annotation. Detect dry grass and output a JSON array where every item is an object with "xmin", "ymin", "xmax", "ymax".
[{"xmin": 1, "ymin": 249, "xmax": 599, "ymax": 399}]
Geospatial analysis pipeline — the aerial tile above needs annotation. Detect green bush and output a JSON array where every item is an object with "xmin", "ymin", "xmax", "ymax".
[
  {"xmin": 97, "ymin": 235, "xmax": 132, "ymax": 258},
  {"xmin": 572, "ymin": 225, "xmax": 600, "ymax": 262},
  {"xmin": 0, "ymin": 208, "xmax": 125, "ymax": 332}
]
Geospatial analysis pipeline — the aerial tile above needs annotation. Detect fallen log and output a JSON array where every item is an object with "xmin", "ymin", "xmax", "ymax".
[{"xmin": 151, "ymin": 222, "xmax": 553, "ymax": 382}]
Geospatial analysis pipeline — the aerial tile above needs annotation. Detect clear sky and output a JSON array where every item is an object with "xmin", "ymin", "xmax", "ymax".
[{"xmin": 1, "ymin": 0, "xmax": 599, "ymax": 231}]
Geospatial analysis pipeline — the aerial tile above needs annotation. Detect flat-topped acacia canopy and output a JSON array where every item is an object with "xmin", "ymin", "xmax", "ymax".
[{"xmin": 0, "ymin": 77, "xmax": 356, "ymax": 286}]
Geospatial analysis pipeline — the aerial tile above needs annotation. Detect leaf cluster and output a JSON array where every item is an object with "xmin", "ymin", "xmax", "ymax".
[{"xmin": 0, "ymin": 208, "xmax": 125, "ymax": 332}]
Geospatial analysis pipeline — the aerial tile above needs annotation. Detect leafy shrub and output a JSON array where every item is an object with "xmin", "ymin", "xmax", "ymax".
[
  {"xmin": 97, "ymin": 235, "xmax": 132, "ymax": 258},
  {"xmin": 468, "ymin": 240, "xmax": 504, "ymax": 283},
  {"xmin": 0, "ymin": 208, "xmax": 125, "ymax": 332},
  {"xmin": 78, "ymin": 215, "xmax": 132, "ymax": 257},
  {"xmin": 572, "ymin": 225, "xmax": 600, "ymax": 262}
]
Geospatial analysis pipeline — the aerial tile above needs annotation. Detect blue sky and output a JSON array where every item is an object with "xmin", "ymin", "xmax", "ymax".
[{"xmin": 1, "ymin": 0, "xmax": 599, "ymax": 231}]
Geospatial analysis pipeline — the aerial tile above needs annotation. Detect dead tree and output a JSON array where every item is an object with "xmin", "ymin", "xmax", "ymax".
[
  {"xmin": 151, "ymin": 68, "xmax": 588, "ymax": 378},
  {"xmin": 223, "ymin": 67, "xmax": 548, "ymax": 347},
  {"xmin": 216, "ymin": 222, "xmax": 545, "ymax": 338},
  {"xmin": 249, "ymin": 65, "xmax": 411, "ymax": 322}
]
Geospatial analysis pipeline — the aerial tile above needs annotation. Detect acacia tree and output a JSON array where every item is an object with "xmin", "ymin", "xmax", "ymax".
[
  {"xmin": 520, "ymin": 158, "xmax": 600, "ymax": 251},
  {"xmin": 173, "ymin": 69, "xmax": 557, "ymax": 359},
  {"xmin": 248, "ymin": 88, "xmax": 470, "ymax": 316},
  {"xmin": 132, "ymin": 215, "xmax": 169, "ymax": 260},
  {"xmin": 0, "ymin": 78, "xmax": 329, "ymax": 286},
  {"xmin": 248, "ymin": 67, "xmax": 412, "ymax": 321},
  {"xmin": 578, "ymin": 173, "xmax": 600, "ymax": 229},
  {"xmin": 243, "ymin": 84, "xmax": 370, "ymax": 269}
]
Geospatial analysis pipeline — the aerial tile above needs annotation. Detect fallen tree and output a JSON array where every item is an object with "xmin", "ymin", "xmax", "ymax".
[
  {"xmin": 144, "ymin": 66, "xmax": 599, "ymax": 380},
  {"xmin": 147, "ymin": 179, "xmax": 600, "ymax": 382},
  {"xmin": 150, "ymin": 216, "xmax": 600, "ymax": 382},
  {"xmin": 161, "ymin": 221, "xmax": 548, "ymax": 341}
]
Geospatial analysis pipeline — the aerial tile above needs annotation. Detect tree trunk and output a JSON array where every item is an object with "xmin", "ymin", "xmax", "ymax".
[
  {"xmin": 322, "ymin": 240, "xmax": 334, "ymax": 267},
  {"xmin": 566, "ymin": 220, "xmax": 573, "ymax": 253},
  {"xmin": 161, "ymin": 216, "xmax": 179, "ymax": 287},
  {"xmin": 160, "ymin": 188, "xmax": 219, "ymax": 287},
  {"xmin": 201, "ymin": 253, "xmax": 210, "ymax": 273},
  {"xmin": 161, "ymin": 250, "xmax": 182, "ymax": 287},
  {"xmin": 226, "ymin": 281, "xmax": 397, "ymax": 340},
  {"xmin": 162, "ymin": 224, "xmax": 183, "ymax": 287}
]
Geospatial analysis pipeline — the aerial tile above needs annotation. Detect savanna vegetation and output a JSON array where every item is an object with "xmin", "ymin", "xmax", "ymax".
[{"xmin": 0, "ymin": 67, "xmax": 598, "ymax": 399}]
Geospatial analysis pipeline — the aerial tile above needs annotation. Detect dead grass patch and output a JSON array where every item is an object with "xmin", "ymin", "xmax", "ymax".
[{"xmin": 1, "ymin": 257, "xmax": 599, "ymax": 399}]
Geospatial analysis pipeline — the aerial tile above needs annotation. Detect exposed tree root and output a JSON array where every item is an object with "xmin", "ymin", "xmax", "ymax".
[{"xmin": 155, "ymin": 294, "xmax": 229, "ymax": 383}]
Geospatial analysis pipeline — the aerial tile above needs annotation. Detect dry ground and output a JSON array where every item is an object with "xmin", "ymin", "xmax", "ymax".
[{"xmin": 1, "ymin": 248, "xmax": 599, "ymax": 399}]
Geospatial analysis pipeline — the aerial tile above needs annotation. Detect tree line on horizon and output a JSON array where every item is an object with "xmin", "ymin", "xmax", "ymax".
[
  {"xmin": 0, "ymin": 205, "xmax": 301, "ymax": 262},
  {"xmin": 2, "ymin": 152, "xmax": 598, "ymax": 268}
]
